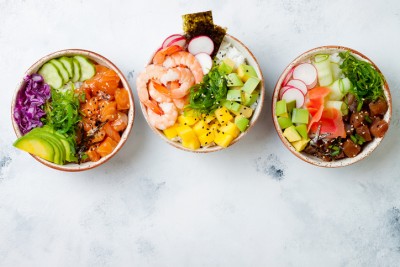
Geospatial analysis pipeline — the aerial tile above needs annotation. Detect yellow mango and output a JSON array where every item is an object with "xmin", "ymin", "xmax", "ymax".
[
  {"xmin": 214, "ymin": 107, "xmax": 233, "ymax": 124},
  {"xmin": 163, "ymin": 123, "xmax": 179, "ymax": 140},
  {"xmin": 214, "ymin": 132, "xmax": 234, "ymax": 148},
  {"xmin": 198, "ymin": 131, "xmax": 215, "ymax": 147},
  {"xmin": 182, "ymin": 138, "xmax": 201, "ymax": 150},
  {"xmin": 178, "ymin": 114, "xmax": 199, "ymax": 126},
  {"xmin": 192, "ymin": 120, "xmax": 209, "ymax": 137},
  {"xmin": 219, "ymin": 121, "xmax": 240, "ymax": 138}
]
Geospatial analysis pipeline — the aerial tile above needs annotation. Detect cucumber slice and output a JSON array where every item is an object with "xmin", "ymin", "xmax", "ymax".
[
  {"xmin": 49, "ymin": 59, "xmax": 69, "ymax": 84},
  {"xmin": 38, "ymin": 62, "xmax": 64, "ymax": 89},
  {"xmin": 58, "ymin": 57, "xmax": 74, "ymax": 79},
  {"xmin": 73, "ymin": 55, "xmax": 95, "ymax": 82},
  {"xmin": 71, "ymin": 58, "xmax": 81, "ymax": 82}
]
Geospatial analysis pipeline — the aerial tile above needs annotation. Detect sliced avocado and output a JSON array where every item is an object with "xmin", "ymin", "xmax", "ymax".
[
  {"xmin": 14, "ymin": 135, "xmax": 55, "ymax": 162},
  {"xmin": 283, "ymin": 125, "xmax": 301, "ymax": 142},
  {"xmin": 295, "ymin": 124, "xmax": 308, "ymax": 139},
  {"xmin": 40, "ymin": 126, "xmax": 76, "ymax": 162},
  {"xmin": 234, "ymin": 115, "xmax": 250, "ymax": 132},
  {"xmin": 226, "ymin": 73, "xmax": 244, "ymax": 87},
  {"xmin": 242, "ymin": 90, "xmax": 259, "ymax": 107},
  {"xmin": 292, "ymin": 108, "xmax": 309, "ymax": 124},
  {"xmin": 222, "ymin": 100, "xmax": 241, "ymax": 112},
  {"xmin": 237, "ymin": 64, "xmax": 258, "ymax": 82},
  {"xmin": 292, "ymin": 138, "xmax": 310, "ymax": 152},
  {"xmin": 275, "ymin": 100, "xmax": 287, "ymax": 117},
  {"xmin": 218, "ymin": 58, "xmax": 235, "ymax": 74},
  {"xmin": 231, "ymin": 105, "xmax": 253, "ymax": 119},
  {"xmin": 242, "ymin": 77, "xmax": 260, "ymax": 95},
  {"xmin": 28, "ymin": 128, "xmax": 66, "ymax": 165},
  {"xmin": 226, "ymin": 89, "xmax": 242, "ymax": 102},
  {"xmin": 277, "ymin": 117, "xmax": 292, "ymax": 129},
  {"xmin": 286, "ymin": 100, "xmax": 296, "ymax": 114}
]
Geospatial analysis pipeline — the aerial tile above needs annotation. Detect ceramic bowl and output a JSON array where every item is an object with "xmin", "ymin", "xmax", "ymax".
[
  {"xmin": 11, "ymin": 49, "xmax": 135, "ymax": 171},
  {"xmin": 140, "ymin": 34, "xmax": 265, "ymax": 153},
  {"xmin": 272, "ymin": 46, "xmax": 392, "ymax": 167}
]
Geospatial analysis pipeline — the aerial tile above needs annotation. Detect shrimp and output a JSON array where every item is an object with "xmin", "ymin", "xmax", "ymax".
[
  {"xmin": 148, "ymin": 80, "xmax": 171, "ymax": 103},
  {"xmin": 163, "ymin": 51, "xmax": 204, "ymax": 83},
  {"xmin": 170, "ymin": 81, "xmax": 188, "ymax": 110},
  {"xmin": 147, "ymin": 102, "xmax": 178, "ymax": 130},
  {"xmin": 136, "ymin": 65, "xmax": 167, "ymax": 115},
  {"xmin": 153, "ymin": 45, "xmax": 183, "ymax": 65},
  {"xmin": 160, "ymin": 67, "xmax": 195, "ymax": 99}
]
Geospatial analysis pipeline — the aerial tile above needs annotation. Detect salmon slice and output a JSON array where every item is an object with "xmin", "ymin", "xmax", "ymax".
[
  {"xmin": 115, "ymin": 88, "xmax": 130, "ymax": 110},
  {"xmin": 96, "ymin": 137, "xmax": 118, "ymax": 157}
]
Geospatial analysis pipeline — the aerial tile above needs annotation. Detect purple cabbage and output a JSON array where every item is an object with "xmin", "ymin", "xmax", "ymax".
[{"xmin": 14, "ymin": 74, "xmax": 51, "ymax": 134}]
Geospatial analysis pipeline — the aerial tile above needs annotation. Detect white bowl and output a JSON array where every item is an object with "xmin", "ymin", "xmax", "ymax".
[
  {"xmin": 272, "ymin": 46, "xmax": 392, "ymax": 167},
  {"xmin": 11, "ymin": 49, "xmax": 135, "ymax": 171},
  {"xmin": 140, "ymin": 34, "xmax": 265, "ymax": 153}
]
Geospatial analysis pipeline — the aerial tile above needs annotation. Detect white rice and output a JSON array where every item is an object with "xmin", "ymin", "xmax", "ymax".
[{"xmin": 215, "ymin": 40, "xmax": 246, "ymax": 68}]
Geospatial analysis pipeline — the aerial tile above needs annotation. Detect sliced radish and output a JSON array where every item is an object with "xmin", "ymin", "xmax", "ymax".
[
  {"xmin": 279, "ymin": 85, "xmax": 296, "ymax": 99},
  {"xmin": 195, "ymin": 53, "xmax": 212, "ymax": 74},
  {"xmin": 162, "ymin": 34, "xmax": 185, "ymax": 48},
  {"xmin": 287, "ymin": 79, "xmax": 307, "ymax": 95},
  {"xmin": 281, "ymin": 88, "xmax": 305, "ymax": 108},
  {"xmin": 167, "ymin": 36, "xmax": 187, "ymax": 48},
  {"xmin": 292, "ymin": 63, "xmax": 317, "ymax": 89},
  {"xmin": 282, "ymin": 67, "xmax": 294, "ymax": 87},
  {"xmin": 188, "ymin": 36, "xmax": 214, "ymax": 55}
]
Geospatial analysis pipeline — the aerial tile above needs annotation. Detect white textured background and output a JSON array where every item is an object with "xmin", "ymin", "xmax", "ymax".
[{"xmin": 1, "ymin": 0, "xmax": 400, "ymax": 266}]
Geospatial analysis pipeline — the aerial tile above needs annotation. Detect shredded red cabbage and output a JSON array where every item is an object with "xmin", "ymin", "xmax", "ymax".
[{"xmin": 14, "ymin": 74, "xmax": 51, "ymax": 134}]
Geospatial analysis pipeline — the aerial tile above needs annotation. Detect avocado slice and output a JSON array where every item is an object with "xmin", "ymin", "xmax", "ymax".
[
  {"xmin": 28, "ymin": 128, "xmax": 66, "ymax": 165},
  {"xmin": 40, "ymin": 126, "xmax": 76, "ymax": 162},
  {"xmin": 14, "ymin": 135, "xmax": 55, "ymax": 162}
]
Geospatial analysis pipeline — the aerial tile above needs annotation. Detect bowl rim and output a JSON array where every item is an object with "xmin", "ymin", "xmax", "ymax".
[
  {"xmin": 11, "ymin": 49, "xmax": 135, "ymax": 172},
  {"xmin": 138, "ymin": 33, "xmax": 265, "ymax": 153},
  {"xmin": 272, "ymin": 45, "xmax": 392, "ymax": 168}
]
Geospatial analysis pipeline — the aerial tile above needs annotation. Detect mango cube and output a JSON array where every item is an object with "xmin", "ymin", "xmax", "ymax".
[
  {"xmin": 178, "ymin": 115, "xmax": 199, "ymax": 126},
  {"xmin": 219, "ymin": 121, "xmax": 240, "ymax": 138},
  {"xmin": 199, "ymin": 131, "xmax": 215, "ymax": 147},
  {"xmin": 163, "ymin": 123, "xmax": 179, "ymax": 140},
  {"xmin": 192, "ymin": 120, "xmax": 209, "ymax": 137},
  {"xmin": 214, "ymin": 107, "xmax": 233, "ymax": 124},
  {"xmin": 214, "ymin": 132, "xmax": 235, "ymax": 148}
]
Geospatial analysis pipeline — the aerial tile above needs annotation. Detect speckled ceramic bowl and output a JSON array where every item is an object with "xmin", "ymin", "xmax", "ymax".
[
  {"xmin": 11, "ymin": 49, "xmax": 135, "ymax": 171},
  {"xmin": 139, "ymin": 34, "xmax": 265, "ymax": 153},
  {"xmin": 272, "ymin": 46, "xmax": 392, "ymax": 167}
]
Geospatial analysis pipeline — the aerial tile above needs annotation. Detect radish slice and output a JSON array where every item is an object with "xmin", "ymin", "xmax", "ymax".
[
  {"xmin": 279, "ymin": 85, "xmax": 296, "ymax": 99},
  {"xmin": 287, "ymin": 79, "xmax": 307, "ymax": 95},
  {"xmin": 188, "ymin": 36, "xmax": 214, "ymax": 55},
  {"xmin": 162, "ymin": 34, "xmax": 185, "ymax": 48},
  {"xmin": 282, "ymin": 67, "xmax": 294, "ymax": 87},
  {"xmin": 281, "ymin": 88, "xmax": 305, "ymax": 108},
  {"xmin": 167, "ymin": 36, "xmax": 187, "ymax": 48},
  {"xmin": 195, "ymin": 53, "xmax": 212, "ymax": 74},
  {"xmin": 292, "ymin": 63, "xmax": 317, "ymax": 89}
]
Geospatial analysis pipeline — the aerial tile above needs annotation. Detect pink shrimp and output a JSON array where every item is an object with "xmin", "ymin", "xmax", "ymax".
[
  {"xmin": 160, "ymin": 67, "xmax": 195, "ymax": 99},
  {"xmin": 163, "ymin": 51, "xmax": 204, "ymax": 83},
  {"xmin": 170, "ymin": 81, "xmax": 188, "ymax": 110},
  {"xmin": 153, "ymin": 45, "xmax": 183, "ymax": 65},
  {"xmin": 136, "ymin": 65, "xmax": 167, "ymax": 115},
  {"xmin": 148, "ymin": 80, "xmax": 171, "ymax": 103},
  {"xmin": 147, "ymin": 102, "xmax": 178, "ymax": 130}
]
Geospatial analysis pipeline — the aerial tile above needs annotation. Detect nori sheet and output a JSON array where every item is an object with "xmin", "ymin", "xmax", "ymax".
[{"xmin": 182, "ymin": 11, "xmax": 227, "ymax": 57}]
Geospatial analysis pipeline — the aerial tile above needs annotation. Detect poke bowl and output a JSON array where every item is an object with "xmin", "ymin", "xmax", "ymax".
[
  {"xmin": 11, "ymin": 49, "xmax": 135, "ymax": 171},
  {"xmin": 136, "ymin": 11, "xmax": 265, "ymax": 152},
  {"xmin": 272, "ymin": 46, "xmax": 391, "ymax": 167}
]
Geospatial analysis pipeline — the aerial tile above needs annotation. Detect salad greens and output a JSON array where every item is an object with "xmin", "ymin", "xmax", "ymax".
[
  {"xmin": 43, "ymin": 83, "xmax": 81, "ymax": 145},
  {"xmin": 339, "ymin": 51, "xmax": 385, "ymax": 103},
  {"xmin": 187, "ymin": 66, "xmax": 228, "ymax": 114}
]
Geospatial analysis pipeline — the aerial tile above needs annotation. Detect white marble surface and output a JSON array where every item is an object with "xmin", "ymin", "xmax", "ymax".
[{"xmin": 1, "ymin": 0, "xmax": 400, "ymax": 266}]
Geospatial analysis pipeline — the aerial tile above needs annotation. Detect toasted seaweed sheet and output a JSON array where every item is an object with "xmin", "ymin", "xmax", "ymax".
[{"xmin": 182, "ymin": 11, "xmax": 227, "ymax": 56}]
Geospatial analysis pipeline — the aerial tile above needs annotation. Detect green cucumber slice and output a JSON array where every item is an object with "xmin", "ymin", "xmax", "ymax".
[
  {"xmin": 38, "ymin": 62, "xmax": 64, "ymax": 89},
  {"xmin": 58, "ymin": 57, "xmax": 74, "ymax": 79},
  {"xmin": 72, "ymin": 58, "xmax": 81, "ymax": 82},
  {"xmin": 49, "ymin": 59, "xmax": 69, "ymax": 84},
  {"xmin": 73, "ymin": 55, "xmax": 95, "ymax": 82}
]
